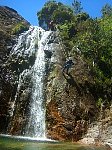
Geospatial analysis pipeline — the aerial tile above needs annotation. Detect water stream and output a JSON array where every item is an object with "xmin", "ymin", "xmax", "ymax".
[
  {"xmin": 7, "ymin": 26, "xmax": 51, "ymax": 139},
  {"xmin": 25, "ymin": 30, "xmax": 51, "ymax": 138}
]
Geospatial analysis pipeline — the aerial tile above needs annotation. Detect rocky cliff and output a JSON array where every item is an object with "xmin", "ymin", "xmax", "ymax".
[
  {"xmin": 0, "ymin": 6, "xmax": 112, "ymax": 149},
  {"xmin": 45, "ymin": 32, "xmax": 97, "ymax": 141},
  {"xmin": 0, "ymin": 6, "xmax": 30, "ymax": 57},
  {"xmin": 0, "ymin": 6, "xmax": 30, "ymax": 133},
  {"xmin": 44, "ymin": 31, "xmax": 112, "ymax": 148}
]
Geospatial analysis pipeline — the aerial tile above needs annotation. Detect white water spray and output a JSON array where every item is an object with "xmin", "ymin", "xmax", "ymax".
[
  {"xmin": 26, "ymin": 29, "xmax": 51, "ymax": 138},
  {"xmin": 10, "ymin": 26, "xmax": 52, "ymax": 139}
]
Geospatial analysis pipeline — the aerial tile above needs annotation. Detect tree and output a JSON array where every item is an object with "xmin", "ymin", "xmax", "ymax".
[
  {"xmin": 101, "ymin": 3, "xmax": 112, "ymax": 17},
  {"xmin": 37, "ymin": 1, "xmax": 74, "ymax": 29},
  {"xmin": 37, "ymin": 0, "xmax": 58, "ymax": 29},
  {"xmin": 37, "ymin": 0, "xmax": 112, "ymax": 103},
  {"xmin": 52, "ymin": 6, "xmax": 74, "ymax": 24},
  {"xmin": 72, "ymin": 0, "xmax": 83, "ymax": 15},
  {"xmin": 76, "ymin": 12, "xmax": 90, "ymax": 22}
]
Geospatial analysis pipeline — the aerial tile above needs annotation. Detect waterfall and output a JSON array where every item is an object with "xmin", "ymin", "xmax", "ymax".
[
  {"xmin": 25, "ymin": 30, "xmax": 51, "ymax": 138},
  {"xmin": 8, "ymin": 26, "xmax": 52, "ymax": 139}
]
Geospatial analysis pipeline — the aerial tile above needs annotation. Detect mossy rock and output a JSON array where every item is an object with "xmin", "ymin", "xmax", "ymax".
[{"xmin": 11, "ymin": 22, "xmax": 29, "ymax": 35}]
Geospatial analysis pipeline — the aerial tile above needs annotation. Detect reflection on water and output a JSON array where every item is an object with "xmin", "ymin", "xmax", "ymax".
[{"xmin": 0, "ymin": 136, "xmax": 107, "ymax": 150}]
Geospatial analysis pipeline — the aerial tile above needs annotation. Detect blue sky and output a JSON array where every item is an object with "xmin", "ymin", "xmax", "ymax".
[{"xmin": 0, "ymin": 0, "xmax": 112, "ymax": 25}]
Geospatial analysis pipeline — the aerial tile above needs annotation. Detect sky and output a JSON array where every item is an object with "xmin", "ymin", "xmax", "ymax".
[{"xmin": 0, "ymin": 0, "xmax": 112, "ymax": 25}]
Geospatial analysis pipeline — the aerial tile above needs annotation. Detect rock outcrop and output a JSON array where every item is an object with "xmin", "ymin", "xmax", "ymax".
[
  {"xmin": 0, "ymin": 6, "xmax": 30, "ymax": 59},
  {"xmin": 44, "ymin": 31, "xmax": 112, "ymax": 148},
  {"xmin": 80, "ymin": 105, "xmax": 112, "ymax": 148},
  {"xmin": 0, "ymin": 6, "xmax": 112, "ymax": 149},
  {"xmin": 45, "ymin": 35, "xmax": 98, "ymax": 141},
  {"xmin": 0, "ymin": 6, "xmax": 30, "ymax": 133}
]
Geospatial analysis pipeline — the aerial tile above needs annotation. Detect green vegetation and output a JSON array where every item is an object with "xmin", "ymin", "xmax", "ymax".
[
  {"xmin": 37, "ymin": 0, "xmax": 74, "ymax": 29},
  {"xmin": 37, "ymin": 1, "xmax": 112, "ymax": 105},
  {"xmin": 72, "ymin": 0, "xmax": 83, "ymax": 15},
  {"xmin": 101, "ymin": 3, "xmax": 112, "ymax": 17},
  {"xmin": 11, "ymin": 22, "xmax": 29, "ymax": 35}
]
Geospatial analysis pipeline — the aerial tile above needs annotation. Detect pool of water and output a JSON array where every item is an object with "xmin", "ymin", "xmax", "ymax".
[{"xmin": 0, "ymin": 135, "xmax": 107, "ymax": 150}]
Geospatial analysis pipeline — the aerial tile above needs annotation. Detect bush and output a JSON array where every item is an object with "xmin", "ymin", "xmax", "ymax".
[{"xmin": 12, "ymin": 22, "xmax": 29, "ymax": 35}]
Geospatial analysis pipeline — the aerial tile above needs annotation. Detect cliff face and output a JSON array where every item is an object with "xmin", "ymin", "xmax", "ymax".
[
  {"xmin": 0, "ymin": 6, "xmax": 112, "ymax": 148},
  {"xmin": 45, "ymin": 32, "xmax": 112, "ymax": 148},
  {"xmin": 45, "ymin": 35, "xmax": 97, "ymax": 141},
  {"xmin": 0, "ymin": 6, "xmax": 30, "ymax": 61},
  {"xmin": 0, "ymin": 6, "xmax": 30, "ymax": 133}
]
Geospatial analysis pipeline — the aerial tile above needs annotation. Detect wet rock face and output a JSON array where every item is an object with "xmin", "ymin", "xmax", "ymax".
[
  {"xmin": 45, "ymin": 32, "xmax": 98, "ymax": 141},
  {"xmin": 8, "ymin": 69, "xmax": 33, "ymax": 135},
  {"xmin": 0, "ymin": 6, "xmax": 30, "ymax": 62},
  {"xmin": 5, "ymin": 26, "xmax": 46, "ymax": 136},
  {"xmin": 0, "ymin": 6, "xmax": 30, "ymax": 133}
]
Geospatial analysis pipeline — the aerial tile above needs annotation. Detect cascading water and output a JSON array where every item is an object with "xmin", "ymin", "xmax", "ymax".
[
  {"xmin": 7, "ymin": 26, "xmax": 52, "ymax": 139},
  {"xmin": 25, "ymin": 29, "xmax": 51, "ymax": 138}
]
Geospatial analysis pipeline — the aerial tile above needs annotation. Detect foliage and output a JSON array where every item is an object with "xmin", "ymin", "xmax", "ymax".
[
  {"xmin": 11, "ymin": 22, "xmax": 29, "ymax": 35},
  {"xmin": 37, "ymin": 0, "xmax": 58, "ymax": 29},
  {"xmin": 72, "ymin": 0, "xmax": 83, "ymax": 15},
  {"xmin": 52, "ymin": 7, "xmax": 74, "ymax": 24},
  {"xmin": 96, "ymin": 98, "xmax": 103, "ymax": 108},
  {"xmin": 101, "ymin": 3, "xmax": 112, "ymax": 17},
  {"xmin": 37, "ymin": 0, "xmax": 74, "ymax": 29},
  {"xmin": 37, "ymin": 2, "xmax": 112, "ymax": 105},
  {"xmin": 76, "ymin": 12, "xmax": 90, "ymax": 22},
  {"xmin": 73, "ymin": 16, "xmax": 112, "ymax": 102}
]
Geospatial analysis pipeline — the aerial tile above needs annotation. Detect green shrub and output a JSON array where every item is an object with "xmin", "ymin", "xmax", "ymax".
[
  {"xmin": 97, "ymin": 98, "xmax": 103, "ymax": 108},
  {"xmin": 12, "ymin": 22, "xmax": 29, "ymax": 35}
]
